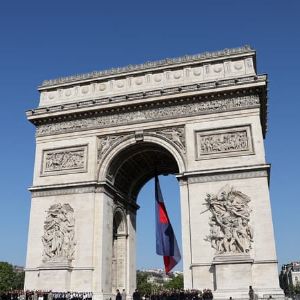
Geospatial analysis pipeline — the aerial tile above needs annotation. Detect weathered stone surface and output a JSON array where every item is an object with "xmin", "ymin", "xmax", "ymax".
[{"xmin": 25, "ymin": 46, "xmax": 283, "ymax": 300}]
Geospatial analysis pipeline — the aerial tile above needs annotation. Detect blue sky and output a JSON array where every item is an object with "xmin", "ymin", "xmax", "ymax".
[{"xmin": 0, "ymin": 0, "xmax": 300, "ymax": 271}]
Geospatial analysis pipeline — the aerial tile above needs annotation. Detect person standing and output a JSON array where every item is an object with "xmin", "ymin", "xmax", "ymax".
[
  {"xmin": 116, "ymin": 290, "xmax": 121, "ymax": 300},
  {"xmin": 249, "ymin": 286, "xmax": 254, "ymax": 300},
  {"xmin": 133, "ymin": 290, "xmax": 140, "ymax": 300},
  {"xmin": 121, "ymin": 290, "xmax": 126, "ymax": 300}
]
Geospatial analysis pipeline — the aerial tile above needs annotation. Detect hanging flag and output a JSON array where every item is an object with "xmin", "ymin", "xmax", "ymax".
[{"xmin": 155, "ymin": 175, "xmax": 181, "ymax": 273}]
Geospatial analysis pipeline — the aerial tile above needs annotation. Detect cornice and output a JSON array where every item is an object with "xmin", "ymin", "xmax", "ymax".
[
  {"xmin": 29, "ymin": 181, "xmax": 139, "ymax": 210},
  {"xmin": 27, "ymin": 78, "xmax": 267, "ymax": 138},
  {"xmin": 40, "ymin": 45, "xmax": 254, "ymax": 88},
  {"xmin": 28, "ymin": 74, "xmax": 266, "ymax": 120},
  {"xmin": 177, "ymin": 164, "xmax": 270, "ymax": 184},
  {"xmin": 33, "ymin": 93, "xmax": 264, "ymax": 137}
]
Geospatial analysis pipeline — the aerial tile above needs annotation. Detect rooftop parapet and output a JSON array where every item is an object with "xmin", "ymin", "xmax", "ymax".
[{"xmin": 37, "ymin": 45, "xmax": 257, "ymax": 107}]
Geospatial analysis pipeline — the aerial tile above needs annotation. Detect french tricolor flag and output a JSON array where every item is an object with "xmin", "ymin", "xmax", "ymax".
[{"xmin": 155, "ymin": 175, "xmax": 181, "ymax": 273}]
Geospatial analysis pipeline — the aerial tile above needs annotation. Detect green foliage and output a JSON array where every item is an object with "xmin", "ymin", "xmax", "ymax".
[
  {"xmin": 136, "ymin": 271, "xmax": 154, "ymax": 295},
  {"xmin": 0, "ymin": 262, "xmax": 24, "ymax": 291},
  {"xmin": 136, "ymin": 271, "xmax": 184, "ymax": 295},
  {"xmin": 164, "ymin": 274, "xmax": 184, "ymax": 290},
  {"xmin": 294, "ymin": 282, "xmax": 300, "ymax": 294}
]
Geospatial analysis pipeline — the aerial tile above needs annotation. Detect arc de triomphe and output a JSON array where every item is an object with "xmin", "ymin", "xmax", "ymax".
[{"xmin": 25, "ymin": 46, "xmax": 283, "ymax": 299}]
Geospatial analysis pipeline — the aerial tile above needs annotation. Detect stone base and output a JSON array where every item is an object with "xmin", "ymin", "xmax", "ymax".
[
  {"xmin": 213, "ymin": 254, "xmax": 253, "ymax": 296},
  {"xmin": 213, "ymin": 288, "xmax": 284, "ymax": 300},
  {"xmin": 211, "ymin": 255, "xmax": 284, "ymax": 299},
  {"xmin": 40, "ymin": 257, "xmax": 72, "ymax": 269}
]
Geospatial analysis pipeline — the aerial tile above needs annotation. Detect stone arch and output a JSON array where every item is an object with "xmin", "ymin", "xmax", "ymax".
[
  {"xmin": 98, "ymin": 134, "xmax": 186, "ymax": 200},
  {"xmin": 113, "ymin": 207, "xmax": 127, "ymax": 236},
  {"xmin": 98, "ymin": 134, "xmax": 184, "ymax": 292},
  {"xmin": 112, "ymin": 207, "xmax": 128, "ymax": 291},
  {"xmin": 25, "ymin": 48, "xmax": 283, "ymax": 300}
]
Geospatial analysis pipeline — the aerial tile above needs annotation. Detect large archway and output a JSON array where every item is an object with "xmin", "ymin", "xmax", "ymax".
[
  {"xmin": 25, "ymin": 47, "xmax": 283, "ymax": 300},
  {"xmin": 104, "ymin": 139, "xmax": 183, "ymax": 294}
]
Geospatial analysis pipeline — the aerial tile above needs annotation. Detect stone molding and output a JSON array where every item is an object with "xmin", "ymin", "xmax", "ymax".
[
  {"xmin": 195, "ymin": 125, "xmax": 254, "ymax": 160},
  {"xmin": 30, "ymin": 185, "xmax": 96, "ymax": 197},
  {"xmin": 29, "ymin": 165, "xmax": 269, "ymax": 197},
  {"xmin": 190, "ymin": 259, "xmax": 277, "ymax": 268},
  {"xmin": 176, "ymin": 165, "xmax": 270, "ymax": 185},
  {"xmin": 97, "ymin": 126, "xmax": 186, "ymax": 164},
  {"xmin": 25, "ymin": 266, "xmax": 94, "ymax": 271},
  {"xmin": 212, "ymin": 254, "xmax": 254, "ymax": 264},
  {"xmin": 38, "ymin": 57, "xmax": 256, "ymax": 106},
  {"xmin": 40, "ymin": 46, "xmax": 254, "ymax": 88},
  {"xmin": 41, "ymin": 145, "xmax": 88, "ymax": 176},
  {"xmin": 35, "ymin": 95, "xmax": 260, "ymax": 137},
  {"xmin": 29, "ymin": 182, "xmax": 139, "ymax": 211},
  {"xmin": 187, "ymin": 170, "xmax": 268, "ymax": 184},
  {"xmin": 28, "ymin": 75, "xmax": 264, "ymax": 118}
]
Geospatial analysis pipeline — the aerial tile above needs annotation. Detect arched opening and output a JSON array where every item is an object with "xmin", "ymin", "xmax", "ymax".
[
  {"xmin": 136, "ymin": 174, "xmax": 182, "ymax": 275},
  {"xmin": 107, "ymin": 142, "xmax": 180, "ymax": 201},
  {"xmin": 106, "ymin": 141, "xmax": 183, "ymax": 294}
]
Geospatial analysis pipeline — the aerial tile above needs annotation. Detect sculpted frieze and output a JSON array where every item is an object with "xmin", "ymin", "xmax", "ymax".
[
  {"xmin": 36, "ymin": 95, "xmax": 259, "ymax": 136},
  {"xmin": 196, "ymin": 126, "xmax": 253, "ymax": 159},
  {"xmin": 200, "ymin": 131, "xmax": 248, "ymax": 154},
  {"xmin": 204, "ymin": 185, "xmax": 253, "ymax": 254},
  {"xmin": 42, "ymin": 145, "xmax": 87, "ymax": 175},
  {"xmin": 42, "ymin": 203, "xmax": 76, "ymax": 262}
]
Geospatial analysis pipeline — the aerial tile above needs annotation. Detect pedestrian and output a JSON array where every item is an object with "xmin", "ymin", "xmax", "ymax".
[
  {"xmin": 133, "ymin": 290, "xmax": 140, "ymax": 300},
  {"xmin": 121, "ymin": 290, "xmax": 126, "ymax": 300},
  {"xmin": 116, "ymin": 290, "xmax": 122, "ymax": 300},
  {"xmin": 248, "ymin": 286, "xmax": 254, "ymax": 300}
]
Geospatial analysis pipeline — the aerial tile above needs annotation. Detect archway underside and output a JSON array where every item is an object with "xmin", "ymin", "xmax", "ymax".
[{"xmin": 107, "ymin": 142, "xmax": 179, "ymax": 201}]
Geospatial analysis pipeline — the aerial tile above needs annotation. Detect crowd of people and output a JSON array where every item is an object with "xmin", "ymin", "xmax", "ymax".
[
  {"xmin": 142, "ymin": 289, "xmax": 209, "ymax": 300},
  {"xmin": 0, "ymin": 289, "xmax": 213, "ymax": 300},
  {"xmin": 119, "ymin": 288, "xmax": 212, "ymax": 300},
  {"xmin": 0, "ymin": 291, "xmax": 93, "ymax": 300}
]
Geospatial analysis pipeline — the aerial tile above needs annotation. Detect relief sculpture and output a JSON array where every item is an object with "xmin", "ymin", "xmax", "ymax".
[
  {"xmin": 36, "ymin": 96, "xmax": 260, "ymax": 136},
  {"xmin": 204, "ymin": 185, "xmax": 253, "ymax": 254},
  {"xmin": 97, "ymin": 135, "xmax": 126, "ymax": 161},
  {"xmin": 158, "ymin": 127, "xmax": 185, "ymax": 153},
  {"xmin": 42, "ymin": 203, "xmax": 76, "ymax": 262},
  {"xmin": 200, "ymin": 130, "xmax": 248, "ymax": 155},
  {"xmin": 44, "ymin": 148, "xmax": 86, "ymax": 173}
]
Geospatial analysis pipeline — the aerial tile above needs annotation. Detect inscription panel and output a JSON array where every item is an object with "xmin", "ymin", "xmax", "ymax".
[
  {"xmin": 195, "ymin": 126, "xmax": 254, "ymax": 160},
  {"xmin": 41, "ymin": 145, "xmax": 88, "ymax": 176}
]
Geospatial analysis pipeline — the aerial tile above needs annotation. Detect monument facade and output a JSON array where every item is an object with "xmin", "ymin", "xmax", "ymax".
[{"xmin": 25, "ymin": 46, "xmax": 283, "ymax": 299}]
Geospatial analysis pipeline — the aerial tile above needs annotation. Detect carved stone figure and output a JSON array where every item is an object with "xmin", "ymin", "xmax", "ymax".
[
  {"xmin": 36, "ymin": 95, "xmax": 260, "ymax": 136},
  {"xmin": 44, "ymin": 149, "xmax": 85, "ymax": 172},
  {"xmin": 42, "ymin": 203, "xmax": 76, "ymax": 262},
  {"xmin": 200, "ymin": 130, "xmax": 249, "ymax": 155},
  {"xmin": 204, "ymin": 185, "xmax": 253, "ymax": 254},
  {"xmin": 97, "ymin": 135, "xmax": 125, "ymax": 161},
  {"xmin": 150, "ymin": 127, "xmax": 186, "ymax": 153}
]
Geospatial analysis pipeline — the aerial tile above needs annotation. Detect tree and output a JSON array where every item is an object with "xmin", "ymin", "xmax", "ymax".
[
  {"xmin": 0, "ymin": 262, "xmax": 24, "ymax": 291},
  {"xmin": 164, "ymin": 274, "xmax": 184, "ymax": 290},
  {"xmin": 294, "ymin": 282, "xmax": 300, "ymax": 295},
  {"xmin": 136, "ymin": 271, "xmax": 157, "ymax": 295}
]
